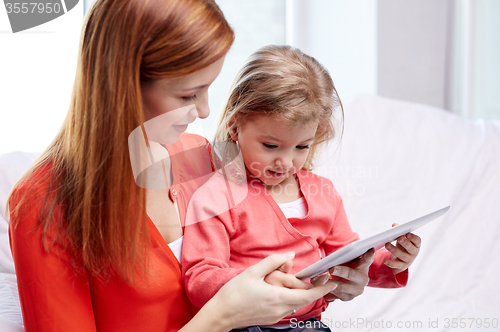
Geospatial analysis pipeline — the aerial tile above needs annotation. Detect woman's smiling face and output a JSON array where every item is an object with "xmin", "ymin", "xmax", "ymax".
[{"xmin": 140, "ymin": 56, "xmax": 225, "ymax": 144}]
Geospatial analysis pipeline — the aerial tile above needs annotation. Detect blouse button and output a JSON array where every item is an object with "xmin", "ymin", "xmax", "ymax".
[{"xmin": 172, "ymin": 189, "xmax": 178, "ymax": 196}]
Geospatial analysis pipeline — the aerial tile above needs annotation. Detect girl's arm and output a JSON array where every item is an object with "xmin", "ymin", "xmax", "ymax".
[{"xmin": 180, "ymin": 254, "xmax": 337, "ymax": 332}]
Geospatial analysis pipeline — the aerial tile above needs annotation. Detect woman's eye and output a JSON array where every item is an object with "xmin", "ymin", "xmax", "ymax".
[
  {"xmin": 182, "ymin": 95, "xmax": 197, "ymax": 102},
  {"xmin": 296, "ymin": 145, "xmax": 310, "ymax": 150},
  {"xmin": 263, "ymin": 143, "xmax": 277, "ymax": 149}
]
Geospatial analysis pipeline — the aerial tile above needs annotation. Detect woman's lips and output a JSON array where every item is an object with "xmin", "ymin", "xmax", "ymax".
[{"xmin": 173, "ymin": 124, "xmax": 188, "ymax": 133}]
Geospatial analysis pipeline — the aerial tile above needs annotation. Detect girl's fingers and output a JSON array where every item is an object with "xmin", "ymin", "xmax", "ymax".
[
  {"xmin": 384, "ymin": 258, "xmax": 408, "ymax": 270},
  {"xmin": 330, "ymin": 265, "xmax": 370, "ymax": 287},
  {"xmin": 406, "ymin": 232, "xmax": 421, "ymax": 248},
  {"xmin": 397, "ymin": 235, "xmax": 420, "ymax": 256},
  {"xmin": 385, "ymin": 241, "xmax": 412, "ymax": 263},
  {"xmin": 328, "ymin": 280, "xmax": 362, "ymax": 301},
  {"xmin": 310, "ymin": 273, "xmax": 330, "ymax": 286}
]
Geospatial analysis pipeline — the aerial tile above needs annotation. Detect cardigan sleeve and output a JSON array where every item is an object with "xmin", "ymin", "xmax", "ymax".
[
  {"xmin": 181, "ymin": 175, "xmax": 246, "ymax": 309},
  {"xmin": 367, "ymin": 248, "xmax": 409, "ymax": 288},
  {"xmin": 9, "ymin": 177, "xmax": 97, "ymax": 332},
  {"xmin": 320, "ymin": 182, "xmax": 408, "ymax": 288},
  {"xmin": 182, "ymin": 216, "xmax": 245, "ymax": 309}
]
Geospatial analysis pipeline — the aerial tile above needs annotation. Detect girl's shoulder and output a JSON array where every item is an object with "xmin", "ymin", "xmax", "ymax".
[
  {"xmin": 296, "ymin": 169, "xmax": 342, "ymax": 199},
  {"xmin": 296, "ymin": 169, "xmax": 332, "ymax": 183}
]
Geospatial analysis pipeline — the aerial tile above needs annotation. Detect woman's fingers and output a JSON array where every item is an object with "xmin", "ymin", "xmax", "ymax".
[
  {"xmin": 278, "ymin": 260, "xmax": 294, "ymax": 274},
  {"xmin": 244, "ymin": 252, "xmax": 295, "ymax": 279},
  {"xmin": 288, "ymin": 281, "xmax": 338, "ymax": 305},
  {"xmin": 266, "ymin": 271, "xmax": 314, "ymax": 290}
]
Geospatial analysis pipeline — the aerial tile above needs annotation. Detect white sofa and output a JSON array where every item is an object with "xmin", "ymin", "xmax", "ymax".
[
  {"xmin": 1, "ymin": 95, "xmax": 499, "ymax": 331},
  {"xmin": 0, "ymin": 151, "xmax": 38, "ymax": 332},
  {"xmin": 317, "ymin": 95, "xmax": 500, "ymax": 331}
]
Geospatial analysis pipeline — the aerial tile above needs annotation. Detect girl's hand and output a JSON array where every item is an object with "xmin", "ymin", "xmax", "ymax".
[
  {"xmin": 184, "ymin": 253, "xmax": 337, "ymax": 332},
  {"xmin": 384, "ymin": 224, "xmax": 421, "ymax": 275},
  {"xmin": 314, "ymin": 248, "xmax": 375, "ymax": 302}
]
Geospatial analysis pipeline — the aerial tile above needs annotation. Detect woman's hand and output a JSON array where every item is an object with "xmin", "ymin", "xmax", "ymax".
[
  {"xmin": 313, "ymin": 248, "xmax": 375, "ymax": 302},
  {"xmin": 181, "ymin": 253, "xmax": 337, "ymax": 332},
  {"xmin": 263, "ymin": 254, "xmax": 304, "ymax": 288},
  {"xmin": 384, "ymin": 225, "xmax": 421, "ymax": 275}
]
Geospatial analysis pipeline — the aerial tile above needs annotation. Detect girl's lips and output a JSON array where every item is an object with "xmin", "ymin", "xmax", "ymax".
[{"xmin": 267, "ymin": 169, "xmax": 285, "ymax": 178}]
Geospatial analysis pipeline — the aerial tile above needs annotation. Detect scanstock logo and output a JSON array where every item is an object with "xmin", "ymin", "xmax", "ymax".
[{"xmin": 3, "ymin": 0, "xmax": 79, "ymax": 33}]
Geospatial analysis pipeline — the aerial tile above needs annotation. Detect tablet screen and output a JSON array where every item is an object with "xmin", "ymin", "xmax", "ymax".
[{"xmin": 295, "ymin": 206, "xmax": 450, "ymax": 280}]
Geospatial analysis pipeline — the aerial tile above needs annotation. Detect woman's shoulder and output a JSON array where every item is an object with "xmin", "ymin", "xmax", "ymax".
[
  {"xmin": 9, "ymin": 161, "xmax": 55, "ymax": 219},
  {"xmin": 176, "ymin": 133, "xmax": 210, "ymax": 149}
]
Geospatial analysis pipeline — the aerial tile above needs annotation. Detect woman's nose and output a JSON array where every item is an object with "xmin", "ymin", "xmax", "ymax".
[{"xmin": 195, "ymin": 93, "xmax": 210, "ymax": 119}]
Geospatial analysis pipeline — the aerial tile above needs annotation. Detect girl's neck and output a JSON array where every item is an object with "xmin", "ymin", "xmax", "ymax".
[{"xmin": 264, "ymin": 173, "xmax": 302, "ymax": 204}]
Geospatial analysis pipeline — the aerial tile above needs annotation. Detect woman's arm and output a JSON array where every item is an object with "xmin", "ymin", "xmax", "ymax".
[
  {"xmin": 180, "ymin": 253, "xmax": 337, "ymax": 332},
  {"xmin": 9, "ymin": 199, "xmax": 97, "ymax": 331}
]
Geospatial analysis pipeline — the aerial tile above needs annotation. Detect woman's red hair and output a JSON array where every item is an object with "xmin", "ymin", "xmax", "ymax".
[{"xmin": 8, "ymin": 0, "xmax": 234, "ymax": 282}]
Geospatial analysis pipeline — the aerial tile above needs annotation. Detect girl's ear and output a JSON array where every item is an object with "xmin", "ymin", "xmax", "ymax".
[{"xmin": 228, "ymin": 118, "xmax": 239, "ymax": 141}]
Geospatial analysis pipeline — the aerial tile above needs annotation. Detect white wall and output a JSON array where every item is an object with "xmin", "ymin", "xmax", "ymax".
[
  {"xmin": 377, "ymin": 0, "xmax": 451, "ymax": 110},
  {"xmin": 2, "ymin": 0, "xmax": 498, "ymax": 155},
  {"xmin": 472, "ymin": 0, "xmax": 500, "ymax": 119},
  {"xmin": 190, "ymin": 0, "xmax": 287, "ymax": 140},
  {"xmin": 0, "ymin": 4, "xmax": 83, "ymax": 154},
  {"xmin": 290, "ymin": 0, "xmax": 377, "ymax": 102}
]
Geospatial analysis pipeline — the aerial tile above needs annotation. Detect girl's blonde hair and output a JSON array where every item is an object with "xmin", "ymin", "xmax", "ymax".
[
  {"xmin": 215, "ymin": 45, "xmax": 342, "ymax": 171},
  {"xmin": 7, "ymin": 0, "xmax": 234, "ymax": 282}
]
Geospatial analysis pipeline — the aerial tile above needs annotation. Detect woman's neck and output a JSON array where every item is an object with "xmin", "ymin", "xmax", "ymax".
[{"xmin": 145, "ymin": 144, "xmax": 182, "ymax": 244}]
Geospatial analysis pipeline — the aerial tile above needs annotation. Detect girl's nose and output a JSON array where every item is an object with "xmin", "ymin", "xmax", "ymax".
[{"xmin": 276, "ymin": 154, "xmax": 293, "ymax": 169}]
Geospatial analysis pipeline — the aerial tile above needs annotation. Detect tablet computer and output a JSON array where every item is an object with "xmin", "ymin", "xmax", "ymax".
[{"xmin": 294, "ymin": 206, "xmax": 450, "ymax": 280}]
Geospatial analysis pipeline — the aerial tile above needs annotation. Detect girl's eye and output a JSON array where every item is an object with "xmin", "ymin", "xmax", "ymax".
[
  {"xmin": 296, "ymin": 145, "xmax": 310, "ymax": 150},
  {"xmin": 182, "ymin": 95, "xmax": 197, "ymax": 102},
  {"xmin": 263, "ymin": 143, "xmax": 277, "ymax": 149}
]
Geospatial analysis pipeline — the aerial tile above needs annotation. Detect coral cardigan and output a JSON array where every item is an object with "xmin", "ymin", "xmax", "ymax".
[
  {"xmin": 9, "ymin": 133, "xmax": 212, "ymax": 332},
  {"xmin": 182, "ymin": 170, "xmax": 408, "ymax": 325}
]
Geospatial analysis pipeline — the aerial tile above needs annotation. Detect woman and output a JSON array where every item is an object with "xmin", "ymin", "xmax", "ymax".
[{"xmin": 7, "ymin": 0, "xmax": 373, "ymax": 331}]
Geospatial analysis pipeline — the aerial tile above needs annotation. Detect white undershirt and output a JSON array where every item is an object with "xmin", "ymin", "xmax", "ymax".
[
  {"xmin": 167, "ymin": 200, "xmax": 183, "ymax": 262},
  {"xmin": 277, "ymin": 196, "xmax": 307, "ymax": 219},
  {"xmin": 168, "ymin": 236, "xmax": 183, "ymax": 263}
]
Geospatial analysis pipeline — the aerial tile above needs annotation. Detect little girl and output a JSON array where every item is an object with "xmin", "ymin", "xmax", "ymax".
[{"xmin": 182, "ymin": 45, "xmax": 421, "ymax": 331}]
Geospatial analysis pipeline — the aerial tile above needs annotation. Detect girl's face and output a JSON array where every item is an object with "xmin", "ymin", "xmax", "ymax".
[
  {"xmin": 231, "ymin": 114, "xmax": 318, "ymax": 186},
  {"xmin": 140, "ymin": 56, "xmax": 225, "ymax": 144}
]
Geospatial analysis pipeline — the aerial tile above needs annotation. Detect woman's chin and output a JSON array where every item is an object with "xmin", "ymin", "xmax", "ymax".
[{"xmin": 148, "ymin": 132, "xmax": 182, "ymax": 145}]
